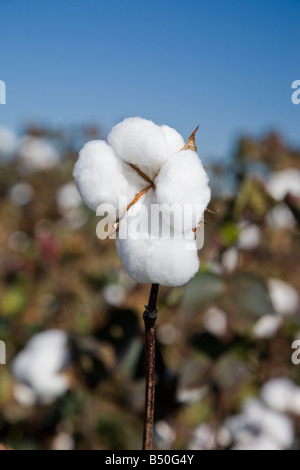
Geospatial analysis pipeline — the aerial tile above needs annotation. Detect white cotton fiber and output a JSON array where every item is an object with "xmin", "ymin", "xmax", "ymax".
[
  {"xmin": 0, "ymin": 125, "xmax": 18, "ymax": 158},
  {"xmin": 18, "ymin": 136, "xmax": 59, "ymax": 171},
  {"xmin": 155, "ymin": 150, "xmax": 211, "ymax": 232},
  {"xmin": 238, "ymin": 222, "xmax": 261, "ymax": 250},
  {"xmin": 267, "ymin": 278, "xmax": 299, "ymax": 316},
  {"xmin": 267, "ymin": 168, "xmax": 300, "ymax": 200},
  {"xmin": 161, "ymin": 125, "xmax": 185, "ymax": 154},
  {"xmin": 74, "ymin": 140, "xmax": 145, "ymax": 216},
  {"xmin": 253, "ymin": 314, "xmax": 282, "ymax": 339},
  {"xmin": 242, "ymin": 399, "xmax": 294, "ymax": 448},
  {"xmin": 108, "ymin": 117, "xmax": 172, "ymax": 178},
  {"xmin": 56, "ymin": 182, "xmax": 82, "ymax": 213},
  {"xmin": 226, "ymin": 398, "xmax": 294, "ymax": 449},
  {"xmin": 11, "ymin": 329, "xmax": 70, "ymax": 404},
  {"xmin": 260, "ymin": 378, "xmax": 295, "ymax": 413},
  {"xmin": 74, "ymin": 117, "xmax": 211, "ymax": 287},
  {"xmin": 8, "ymin": 182, "xmax": 35, "ymax": 206},
  {"xmin": 116, "ymin": 193, "xmax": 199, "ymax": 286}
]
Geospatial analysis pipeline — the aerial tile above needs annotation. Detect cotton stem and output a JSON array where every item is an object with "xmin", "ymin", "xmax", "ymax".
[{"xmin": 142, "ymin": 283, "xmax": 159, "ymax": 450}]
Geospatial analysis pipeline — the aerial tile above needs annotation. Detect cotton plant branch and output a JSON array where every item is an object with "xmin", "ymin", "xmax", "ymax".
[
  {"xmin": 142, "ymin": 283, "xmax": 159, "ymax": 450},
  {"xmin": 105, "ymin": 126, "xmax": 205, "ymax": 449},
  {"xmin": 73, "ymin": 117, "xmax": 211, "ymax": 451}
]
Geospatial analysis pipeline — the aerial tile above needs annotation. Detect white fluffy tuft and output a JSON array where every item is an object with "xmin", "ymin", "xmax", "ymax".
[
  {"xmin": 161, "ymin": 125, "xmax": 185, "ymax": 154},
  {"xmin": 116, "ymin": 193, "xmax": 199, "ymax": 286},
  {"xmin": 73, "ymin": 140, "xmax": 145, "ymax": 216},
  {"xmin": 18, "ymin": 136, "xmax": 59, "ymax": 171},
  {"xmin": 11, "ymin": 329, "xmax": 70, "ymax": 404},
  {"xmin": 155, "ymin": 150, "xmax": 211, "ymax": 232},
  {"xmin": 108, "ymin": 117, "xmax": 175, "ymax": 178},
  {"xmin": 267, "ymin": 169, "xmax": 300, "ymax": 200}
]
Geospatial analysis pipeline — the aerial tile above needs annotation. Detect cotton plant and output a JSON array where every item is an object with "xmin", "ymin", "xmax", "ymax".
[
  {"xmin": 74, "ymin": 117, "xmax": 211, "ymax": 287},
  {"xmin": 73, "ymin": 116, "xmax": 211, "ymax": 449}
]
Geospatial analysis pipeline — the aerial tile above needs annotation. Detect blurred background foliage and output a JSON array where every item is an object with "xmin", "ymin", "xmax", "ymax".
[{"xmin": 0, "ymin": 123, "xmax": 299, "ymax": 450}]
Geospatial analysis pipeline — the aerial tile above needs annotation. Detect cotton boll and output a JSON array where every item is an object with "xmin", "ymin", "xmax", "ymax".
[
  {"xmin": 238, "ymin": 222, "xmax": 261, "ymax": 250},
  {"xmin": 18, "ymin": 136, "xmax": 59, "ymax": 171},
  {"xmin": 155, "ymin": 150, "xmax": 211, "ymax": 232},
  {"xmin": 116, "ymin": 193, "xmax": 200, "ymax": 287},
  {"xmin": 8, "ymin": 182, "xmax": 35, "ymax": 206},
  {"xmin": 227, "ymin": 416, "xmax": 281, "ymax": 449},
  {"xmin": 253, "ymin": 315, "xmax": 282, "ymax": 339},
  {"xmin": 260, "ymin": 378, "xmax": 295, "ymax": 413},
  {"xmin": 74, "ymin": 118, "xmax": 210, "ymax": 287},
  {"xmin": 160, "ymin": 125, "xmax": 185, "ymax": 154},
  {"xmin": 266, "ymin": 203, "xmax": 296, "ymax": 229},
  {"xmin": 157, "ymin": 323, "xmax": 180, "ymax": 345},
  {"xmin": 203, "ymin": 307, "xmax": 227, "ymax": 337},
  {"xmin": 108, "ymin": 117, "xmax": 172, "ymax": 178},
  {"xmin": 11, "ymin": 329, "xmax": 71, "ymax": 404},
  {"xmin": 242, "ymin": 399, "xmax": 294, "ymax": 449},
  {"xmin": 154, "ymin": 420, "xmax": 176, "ymax": 450},
  {"xmin": 260, "ymin": 378, "xmax": 300, "ymax": 415},
  {"xmin": 30, "ymin": 371, "xmax": 69, "ymax": 405},
  {"xmin": 189, "ymin": 424, "xmax": 217, "ymax": 450},
  {"xmin": 225, "ymin": 413, "xmax": 252, "ymax": 441},
  {"xmin": 52, "ymin": 432, "xmax": 75, "ymax": 450},
  {"xmin": 267, "ymin": 169, "xmax": 300, "ymax": 200},
  {"xmin": 74, "ymin": 140, "xmax": 145, "ymax": 216},
  {"xmin": 0, "ymin": 125, "xmax": 18, "ymax": 158},
  {"xmin": 102, "ymin": 283, "xmax": 126, "ymax": 307},
  {"xmin": 222, "ymin": 247, "xmax": 239, "ymax": 273},
  {"xmin": 27, "ymin": 329, "xmax": 68, "ymax": 352},
  {"xmin": 216, "ymin": 427, "xmax": 232, "ymax": 448},
  {"xmin": 116, "ymin": 225, "xmax": 199, "ymax": 286},
  {"xmin": 177, "ymin": 386, "xmax": 207, "ymax": 404},
  {"xmin": 74, "ymin": 140, "xmax": 121, "ymax": 213},
  {"xmin": 226, "ymin": 399, "xmax": 294, "ymax": 449},
  {"xmin": 56, "ymin": 183, "xmax": 88, "ymax": 229},
  {"xmin": 56, "ymin": 182, "xmax": 82, "ymax": 213},
  {"xmin": 13, "ymin": 383, "xmax": 36, "ymax": 407},
  {"xmin": 268, "ymin": 278, "xmax": 298, "ymax": 316}
]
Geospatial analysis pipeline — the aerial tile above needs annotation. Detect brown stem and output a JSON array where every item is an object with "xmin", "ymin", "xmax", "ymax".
[
  {"xmin": 142, "ymin": 283, "xmax": 159, "ymax": 450},
  {"xmin": 126, "ymin": 185, "xmax": 153, "ymax": 212},
  {"xmin": 128, "ymin": 163, "xmax": 154, "ymax": 186},
  {"xmin": 105, "ymin": 185, "xmax": 152, "ymax": 239}
]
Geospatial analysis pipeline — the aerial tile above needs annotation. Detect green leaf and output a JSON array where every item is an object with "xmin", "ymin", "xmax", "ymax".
[
  {"xmin": 227, "ymin": 272, "xmax": 273, "ymax": 318},
  {"xmin": 182, "ymin": 272, "xmax": 225, "ymax": 315}
]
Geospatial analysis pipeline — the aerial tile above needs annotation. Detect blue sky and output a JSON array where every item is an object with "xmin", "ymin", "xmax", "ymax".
[{"xmin": 0, "ymin": 0, "xmax": 299, "ymax": 160}]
